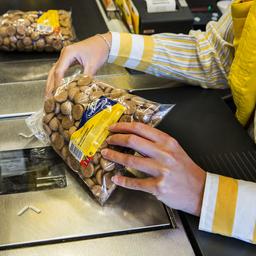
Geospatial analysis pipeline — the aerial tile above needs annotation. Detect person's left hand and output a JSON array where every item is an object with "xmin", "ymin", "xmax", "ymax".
[{"xmin": 101, "ymin": 122, "xmax": 206, "ymax": 216}]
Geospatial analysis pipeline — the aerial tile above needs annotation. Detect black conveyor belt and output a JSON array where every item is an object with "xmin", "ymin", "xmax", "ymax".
[{"xmin": 134, "ymin": 86, "xmax": 256, "ymax": 256}]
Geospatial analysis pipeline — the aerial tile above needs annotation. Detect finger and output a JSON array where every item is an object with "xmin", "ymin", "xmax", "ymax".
[
  {"xmin": 83, "ymin": 62, "xmax": 93, "ymax": 76},
  {"xmin": 106, "ymin": 134, "xmax": 171, "ymax": 160},
  {"xmin": 112, "ymin": 175, "xmax": 158, "ymax": 195},
  {"xmin": 54, "ymin": 47, "xmax": 77, "ymax": 87},
  {"xmin": 109, "ymin": 122, "xmax": 178, "ymax": 150},
  {"xmin": 45, "ymin": 65, "xmax": 56, "ymax": 97},
  {"xmin": 101, "ymin": 148, "xmax": 162, "ymax": 177}
]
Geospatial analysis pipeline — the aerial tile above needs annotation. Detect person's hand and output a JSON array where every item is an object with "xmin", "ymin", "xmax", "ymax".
[
  {"xmin": 101, "ymin": 122, "xmax": 206, "ymax": 216},
  {"xmin": 45, "ymin": 32, "xmax": 112, "ymax": 97}
]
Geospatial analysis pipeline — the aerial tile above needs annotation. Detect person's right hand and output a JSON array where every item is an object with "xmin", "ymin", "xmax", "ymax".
[{"xmin": 45, "ymin": 32, "xmax": 112, "ymax": 97}]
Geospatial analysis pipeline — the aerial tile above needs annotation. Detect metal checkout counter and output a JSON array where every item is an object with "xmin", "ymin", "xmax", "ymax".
[{"xmin": 0, "ymin": 1, "xmax": 255, "ymax": 255}]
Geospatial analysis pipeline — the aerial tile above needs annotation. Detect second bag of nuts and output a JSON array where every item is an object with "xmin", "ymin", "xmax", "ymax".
[
  {"xmin": 43, "ymin": 74, "xmax": 171, "ymax": 205},
  {"xmin": 0, "ymin": 10, "xmax": 76, "ymax": 52}
]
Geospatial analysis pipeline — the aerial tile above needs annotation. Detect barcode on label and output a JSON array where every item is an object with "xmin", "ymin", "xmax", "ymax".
[
  {"xmin": 37, "ymin": 24, "xmax": 53, "ymax": 33},
  {"xmin": 69, "ymin": 142, "xmax": 83, "ymax": 162}
]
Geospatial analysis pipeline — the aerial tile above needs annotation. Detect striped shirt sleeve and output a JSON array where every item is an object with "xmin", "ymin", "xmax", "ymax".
[
  {"xmin": 108, "ymin": 8, "xmax": 234, "ymax": 89},
  {"xmin": 199, "ymin": 173, "xmax": 256, "ymax": 244}
]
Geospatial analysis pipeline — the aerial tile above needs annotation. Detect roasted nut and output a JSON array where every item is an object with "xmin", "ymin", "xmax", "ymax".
[
  {"xmin": 60, "ymin": 101, "xmax": 73, "ymax": 115},
  {"xmin": 9, "ymin": 36, "xmax": 17, "ymax": 43},
  {"xmin": 63, "ymin": 130, "xmax": 70, "ymax": 141},
  {"xmin": 103, "ymin": 172, "xmax": 114, "ymax": 189},
  {"xmin": 95, "ymin": 164, "xmax": 101, "ymax": 172},
  {"xmin": 131, "ymin": 96, "xmax": 146, "ymax": 105},
  {"xmin": 110, "ymin": 89, "xmax": 127, "ymax": 99},
  {"xmin": 51, "ymin": 132, "xmax": 64, "ymax": 150},
  {"xmin": 72, "ymin": 104, "xmax": 84, "ymax": 120},
  {"xmin": 67, "ymin": 155, "xmax": 80, "ymax": 171},
  {"xmin": 62, "ymin": 116, "xmax": 74, "ymax": 129},
  {"xmin": 92, "ymin": 152, "xmax": 101, "ymax": 165},
  {"xmin": 43, "ymin": 113, "xmax": 55, "ymax": 124},
  {"xmin": 52, "ymin": 40, "xmax": 62, "ymax": 50},
  {"xmin": 91, "ymin": 185, "xmax": 102, "ymax": 197},
  {"xmin": 97, "ymin": 82, "xmax": 107, "ymax": 91},
  {"xmin": 123, "ymin": 101, "xmax": 136, "ymax": 115},
  {"xmin": 35, "ymin": 38, "xmax": 45, "ymax": 49},
  {"xmin": 119, "ymin": 114, "xmax": 133, "ymax": 122},
  {"xmin": 80, "ymin": 162, "xmax": 94, "ymax": 178},
  {"xmin": 104, "ymin": 86, "xmax": 113, "ymax": 94},
  {"xmin": 150, "ymin": 114, "xmax": 161, "ymax": 126},
  {"xmin": 44, "ymin": 98, "xmax": 55, "ymax": 113},
  {"xmin": 61, "ymin": 146, "xmax": 69, "ymax": 160},
  {"xmin": 16, "ymin": 40, "xmax": 24, "ymax": 50},
  {"xmin": 57, "ymin": 113, "xmax": 64, "ymax": 121},
  {"xmin": 0, "ymin": 27, "xmax": 7, "ymax": 37},
  {"xmin": 144, "ymin": 102, "xmax": 160, "ymax": 112},
  {"xmin": 73, "ymin": 92, "xmax": 89, "ymax": 104},
  {"xmin": 3, "ymin": 37, "xmax": 10, "ymax": 46},
  {"xmin": 43, "ymin": 123, "xmax": 52, "ymax": 136},
  {"xmin": 79, "ymin": 85, "xmax": 90, "ymax": 93},
  {"xmin": 75, "ymin": 121, "xmax": 80, "ymax": 128},
  {"xmin": 90, "ymin": 91, "xmax": 103, "ymax": 101},
  {"xmin": 77, "ymin": 76, "xmax": 92, "ymax": 86},
  {"xmin": 23, "ymin": 18, "xmax": 31, "ymax": 27},
  {"xmin": 96, "ymin": 169, "xmax": 103, "ymax": 185},
  {"xmin": 100, "ymin": 158, "xmax": 115, "ymax": 172},
  {"xmin": 68, "ymin": 81, "xmax": 77, "ymax": 89},
  {"xmin": 16, "ymin": 25, "xmax": 26, "ymax": 35},
  {"xmin": 31, "ymin": 31, "xmax": 40, "ymax": 40},
  {"xmin": 134, "ymin": 108, "xmax": 154, "ymax": 123},
  {"xmin": 68, "ymin": 87, "xmax": 80, "ymax": 101},
  {"xmin": 49, "ymin": 117, "xmax": 59, "ymax": 131},
  {"xmin": 22, "ymin": 36, "xmax": 32, "ymax": 46},
  {"xmin": 85, "ymin": 178, "xmax": 95, "ymax": 189},
  {"xmin": 55, "ymin": 103, "xmax": 61, "ymax": 114},
  {"xmin": 6, "ymin": 26, "xmax": 16, "ymax": 36},
  {"xmin": 68, "ymin": 126, "xmax": 77, "ymax": 137},
  {"xmin": 60, "ymin": 18, "xmax": 70, "ymax": 27},
  {"xmin": 54, "ymin": 90, "xmax": 68, "ymax": 103},
  {"xmin": 61, "ymin": 27, "xmax": 71, "ymax": 36},
  {"xmin": 121, "ymin": 94, "xmax": 134, "ymax": 101},
  {"xmin": 45, "ymin": 36, "xmax": 54, "ymax": 44}
]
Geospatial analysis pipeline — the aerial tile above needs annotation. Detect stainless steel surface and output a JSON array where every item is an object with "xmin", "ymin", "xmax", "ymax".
[
  {"xmin": 1, "ymin": 213, "xmax": 194, "ymax": 256},
  {"xmin": 0, "ymin": 118, "xmax": 43, "ymax": 151},
  {"xmin": 0, "ymin": 60, "xmax": 126, "ymax": 84},
  {"xmin": 0, "ymin": 118, "xmax": 170, "ymax": 248},
  {"xmin": 0, "ymin": 169, "xmax": 170, "ymax": 247},
  {"xmin": 0, "ymin": 58, "xmax": 193, "ymax": 255}
]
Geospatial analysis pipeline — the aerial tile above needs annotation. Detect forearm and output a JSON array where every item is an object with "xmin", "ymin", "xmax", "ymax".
[{"xmin": 107, "ymin": 9, "xmax": 234, "ymax": 89}]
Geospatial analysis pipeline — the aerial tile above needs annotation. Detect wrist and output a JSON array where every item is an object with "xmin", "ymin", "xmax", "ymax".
[
  {"xmin": 97, "ymin": 32, "xmax": 112, "ymax": 53},
  {"xmin": 193, "ymin": 169, "xmax": 206, "ymax": 216}
]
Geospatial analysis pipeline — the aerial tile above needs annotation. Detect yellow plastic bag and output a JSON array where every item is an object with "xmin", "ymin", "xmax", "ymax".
[{"xmin": 228, "ymin": 0, "xmax": 256, "ymax": 125}]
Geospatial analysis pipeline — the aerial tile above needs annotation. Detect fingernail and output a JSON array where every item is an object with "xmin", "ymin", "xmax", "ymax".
[
  {"xmin": 101, "ymin": 149, "xmax": 108, "ymax": 156},
  {"xmin": 111, "ymin": 176, "xmax": 117, "ymax": 183},
  {"xmin": 106, "ymin": 136, "xmax": 111, "ymax": 143},
  {"xmin": 109, "ymin": 124, "xmax": 116, "ymax": 130}
]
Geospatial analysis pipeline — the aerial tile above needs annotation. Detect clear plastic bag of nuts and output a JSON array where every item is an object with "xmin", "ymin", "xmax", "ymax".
[
  {"xmin": 0, "ymin": 10, "xmax": 76, "ymax": 52},
  {"xmin": 27, "ymin": 74, "xmax": 174, "ymax": 205}
]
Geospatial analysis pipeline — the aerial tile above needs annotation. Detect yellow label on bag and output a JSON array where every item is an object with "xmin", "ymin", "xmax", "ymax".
[
  {"xmin": 37, "ymin": 10, "xmax": 60, "ymax": 33},
  {"xmin": 69, "ymin": 96, "xmax": 126, "ymax": 166}
]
